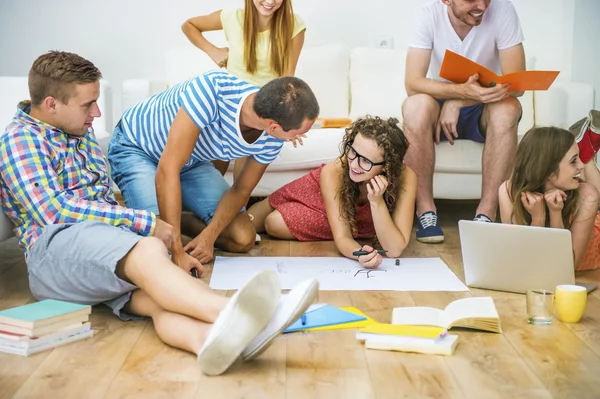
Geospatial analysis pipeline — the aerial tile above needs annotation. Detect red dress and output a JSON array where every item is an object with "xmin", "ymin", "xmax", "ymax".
[{"xmin": 268, "ymin": 165, "xmax": 375, "ymax": 241}]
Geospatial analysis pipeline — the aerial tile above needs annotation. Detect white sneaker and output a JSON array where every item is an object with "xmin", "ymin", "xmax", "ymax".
[
  {"xmin": 197, "ymin": 270, "xmax": 280, "ymax": 376},
  {"xmin": 241, "ymin": 278, "xmax": 319, "ymax": 361}
]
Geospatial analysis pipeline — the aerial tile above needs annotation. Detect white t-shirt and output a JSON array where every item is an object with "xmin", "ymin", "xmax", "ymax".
[{"xmin": 410, "ymin": 0, "xmax": 524, "ymax": 80}]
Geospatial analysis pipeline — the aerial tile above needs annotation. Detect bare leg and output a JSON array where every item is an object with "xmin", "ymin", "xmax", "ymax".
[
  {"xmin": 180, "ymin": 210, "xmax": 256, "ymax": 253},
  {"xmin": 247, "ymin": 197, "xmax": 275, "ymax": 233},
  {"xmin": 581, "ymin": 160, "xmax": 600, "ymax": 192},
  {"xmin": 214, "ymin": 212, "xmax": 256, "ymax": 252},
  {"xmin": 181, "ymin": 211, "xmax": 207, "ymax": 238},
  {"xmin": 126, "ymin": 289, "xmax": 211, "ymax": 354},
  {"xmin": 264, "ymin": 210, "xmax": 295, "ymax": 240},
  {"xmin": 477, "ymin": 97, "xmax": 520, "ymax": 220},
  {"xmin": 402, "ymin": 94, "xmax": 441, "ymax": 216},
  {"xmin": 116, "ymin": 237, "xmax": 228, "ymax": 322}
]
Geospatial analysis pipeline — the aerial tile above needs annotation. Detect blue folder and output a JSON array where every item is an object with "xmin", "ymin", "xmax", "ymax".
[{"xmin": 284, "ymin": 305, "xmax": 367, "ymax": 333}]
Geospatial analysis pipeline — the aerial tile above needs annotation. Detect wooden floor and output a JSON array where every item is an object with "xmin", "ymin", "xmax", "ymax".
[{"xmin": 1, "ymin": 200, "xmax": 600, "ymax": 399}]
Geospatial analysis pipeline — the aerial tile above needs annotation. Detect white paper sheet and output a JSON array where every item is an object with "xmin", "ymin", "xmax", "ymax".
[{"xmin": 210, "ymin": 257, "xmax": 468, "ymax": 291}]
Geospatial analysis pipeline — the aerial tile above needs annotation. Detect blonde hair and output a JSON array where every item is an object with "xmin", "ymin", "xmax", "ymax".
[
  {"xmin": 243, "ymin": 0, "xmax": 294, "ymax": 76},
  {"xmin": 28, "ymin": 51, "xmax": 101, "ymax": 106}
]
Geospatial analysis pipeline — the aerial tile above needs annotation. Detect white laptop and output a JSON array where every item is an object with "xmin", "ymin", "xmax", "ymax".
[{"xmin": 458, "ymin": 220, "xmax": 575, "ymax": 294}]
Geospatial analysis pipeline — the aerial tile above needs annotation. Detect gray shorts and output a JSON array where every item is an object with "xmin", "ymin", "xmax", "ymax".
[{"xmin": 27, "ymin": 221, "xmax": 144, "ymax": 321}]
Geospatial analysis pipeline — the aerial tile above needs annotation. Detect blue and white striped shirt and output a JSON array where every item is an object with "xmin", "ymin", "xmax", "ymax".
[{"xmin": 120, "ymin": 71, "xmax": 284, "ymax": 165}]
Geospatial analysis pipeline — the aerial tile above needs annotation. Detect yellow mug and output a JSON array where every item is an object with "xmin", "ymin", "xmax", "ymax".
[{"xmin": 555, "ymin": 284, "xmax": 587, "ymax": 323}]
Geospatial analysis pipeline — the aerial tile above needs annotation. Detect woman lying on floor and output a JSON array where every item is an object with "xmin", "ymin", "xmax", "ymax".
[
  {"xmin": 248, "ymin": 115, "xmax": 417, "ymax": 269},
  {"xmin": 499, "ymin": 115, "xmax": 600, "ymax": 271}
]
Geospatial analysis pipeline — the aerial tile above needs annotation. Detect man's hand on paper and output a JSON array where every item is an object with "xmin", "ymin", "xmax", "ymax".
[{"xmin": 462, "ymin": 73, "xmax": 510, "ymax": 104}]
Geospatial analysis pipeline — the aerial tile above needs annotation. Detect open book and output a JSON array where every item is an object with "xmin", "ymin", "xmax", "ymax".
[
  {"xmin": 439, "ymin": 50, "xmax": 559, "ymax": 92},
  {"xmin": 392, "ymin": 297, "xmax": 502, "ymax": 333}
]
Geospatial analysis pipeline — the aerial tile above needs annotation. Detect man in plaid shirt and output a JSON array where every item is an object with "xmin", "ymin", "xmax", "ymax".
[{"xmin": 0, "ymin": 51, "xmax": 317, "ymax": 376}]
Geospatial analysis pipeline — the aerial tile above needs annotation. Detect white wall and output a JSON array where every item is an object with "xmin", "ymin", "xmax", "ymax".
[
  {"xmin": 0, "ymin": 0, "xmax": 594, "ymax": 126},
  {"xmin": 571, "ymin": 0, "xmax": 600, "ymax": 107}
]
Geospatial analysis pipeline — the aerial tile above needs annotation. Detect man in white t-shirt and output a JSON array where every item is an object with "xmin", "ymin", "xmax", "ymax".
[{"xmin": 402, "ymin": 0, "xmax": 525, "ymax": 243}]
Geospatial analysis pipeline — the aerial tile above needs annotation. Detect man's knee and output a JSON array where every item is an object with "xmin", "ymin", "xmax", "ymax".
[
  {"xmin": 402, "ymin": 94, "xmax": 439, "ymax": 132},
  {"xmin": 486, "ymin": 97, "xmax": 522, "ymax": 124},
  {"xmin": 119, "ymin": 237, "xmax": 169, "ymax": 282},
  {"xmin": 226, "ymin": 221, "xmax": 256, "ymax": 253}
]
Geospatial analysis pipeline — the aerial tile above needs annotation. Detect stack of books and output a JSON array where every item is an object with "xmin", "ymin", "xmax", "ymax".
[
  {"xmin": 0, "ymin": 299, "xmax": 93, "ymax": 356},
  {"xmin": 356, "ymin": 324, "xmax": 459, "ymax": 356}
]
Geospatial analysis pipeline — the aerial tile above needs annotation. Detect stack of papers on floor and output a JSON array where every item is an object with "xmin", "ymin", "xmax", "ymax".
[
  {"xmin": 0, "ymin": 300, "xmax": 93, "ymax": 356},
  {"xmin": 356, "ymin": 323, "xmax": 459, "ymax": 356}
]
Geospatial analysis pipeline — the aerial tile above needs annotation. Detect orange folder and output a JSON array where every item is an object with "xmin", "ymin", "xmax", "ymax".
[{"xmin": 439, "ymin": 50, "xmax": 560, "ymax": 92}]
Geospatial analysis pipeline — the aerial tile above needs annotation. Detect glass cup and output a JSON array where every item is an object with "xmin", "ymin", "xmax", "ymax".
[{"xmin": 526, "ymin": 289, "xmax": 555, "ymax": 325}]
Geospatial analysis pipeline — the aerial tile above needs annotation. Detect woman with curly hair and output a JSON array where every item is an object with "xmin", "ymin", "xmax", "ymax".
[
  {"xmin": 498, "ymin": 125, "xmax": 600, "ymax": 270},
  {"xmin": 248, "ymin": 116, "xmax": 417, "ymax": 269}
]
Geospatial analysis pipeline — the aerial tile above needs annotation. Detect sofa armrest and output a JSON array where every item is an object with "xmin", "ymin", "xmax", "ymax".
[{"xmin": 534, "ymin": 82, "xmax": 595, "ymax": 128}]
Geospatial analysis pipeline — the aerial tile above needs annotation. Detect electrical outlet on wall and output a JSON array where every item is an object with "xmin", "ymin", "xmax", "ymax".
[{"xmin": 375, "ymin": 36, "xmax": 394, "ymax": 49}]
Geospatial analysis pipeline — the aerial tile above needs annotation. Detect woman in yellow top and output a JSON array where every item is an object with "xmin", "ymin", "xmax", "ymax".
[{"xmin": 182, "ymin": 0, "xmax": 306, "ymax": 177}]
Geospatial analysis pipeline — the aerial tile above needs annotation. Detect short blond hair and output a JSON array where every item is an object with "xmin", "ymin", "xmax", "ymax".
[{"xmin": 28, "ymin": 51, "xmax": 102, "ymax": 106}]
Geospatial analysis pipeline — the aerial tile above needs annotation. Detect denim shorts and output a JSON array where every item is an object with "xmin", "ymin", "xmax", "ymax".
[
  {"xmin": 107, "ymin": 122, "xmax": 231, "ymax": 223},
  {"xmin": 27, "ymin": 221, "xmax": 143, "ymax": 321}
]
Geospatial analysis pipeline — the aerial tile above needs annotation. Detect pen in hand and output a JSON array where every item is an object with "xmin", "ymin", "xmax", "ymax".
[{"xmin": 352, "ymin": 249, "xmax": 388, "ymax": 256}]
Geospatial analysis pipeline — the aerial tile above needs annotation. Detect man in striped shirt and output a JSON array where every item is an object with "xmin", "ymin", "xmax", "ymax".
[
  {"xmin": 0, "ymin": 51, "xmax": 318, "ymax": 376},
  {"xmin": 108, "ymin": 71, "xmax": 319, "ymax": 273}
]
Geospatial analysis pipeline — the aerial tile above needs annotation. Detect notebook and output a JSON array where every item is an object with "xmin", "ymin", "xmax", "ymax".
[
  {"xmin": 363, "ymin": 334, "xmax": 459, "ymax": 356},
  {"xmin": 0, "ymin": 300, "xmax": 91, "ymax": 329},
  {"xmin": 284, "ymin": 305, "xmax": 367, "ymax": 333},
  {"xmin": 302, "ymin": 307, "xmax": 376, "ymax": 331},
  {"xmin": 392, "ymin": 297, "xmax": 501, "ymax": 333}
]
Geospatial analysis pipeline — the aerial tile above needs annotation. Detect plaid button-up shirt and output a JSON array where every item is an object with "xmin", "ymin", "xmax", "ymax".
[{"xmin": 0, "ymin": 101, "xmax": 156, "ymax": 257}]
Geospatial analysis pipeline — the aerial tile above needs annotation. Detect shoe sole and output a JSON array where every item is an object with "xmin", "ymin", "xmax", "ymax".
[
  {"xmin": 242, "ymin": 279, "xmax": 319, "ymax": 361},
  {"xmin": 590, "ymin": 110, "xmax": 600, "ymax": 132},
  {"xmin": 197, "ymin": 270, "xmax": 280, "ymax": 376},
  {"xmin": 416, "ymin": 235, "xmax": 444, "ymax": 244}
]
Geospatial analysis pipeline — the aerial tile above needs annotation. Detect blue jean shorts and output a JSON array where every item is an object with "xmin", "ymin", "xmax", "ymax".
[
  {"xmin": 27, "ymin": 221, "xmax": 143, "ymax": 321},
  {"xmin": 437, "ymin": 100, "xmax": 485, "ymax": 143},
  {"xmin": 107, "ymin": 122, "xmax": 231, "ymax": 223}
]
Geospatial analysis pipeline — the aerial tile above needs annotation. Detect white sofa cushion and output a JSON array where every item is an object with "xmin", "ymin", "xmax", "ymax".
[
  {"xmin": 534, "ymin": 81, "xmax": 596, "ymax": 128},
  {"xmin": 295, "ymin": 46, "xmax": 350, "ymax": 119},
  {"xmin": 267, "ymin": 128, "xmax": 346, "ymax": 172},
  {"xmin": 0, "ymin": 77, "xmax": 30, "ymax": 131},
  {"xmin": 350, "ymin": 48, "xmax": 406, "ymax": 121},
  {"xmin": 166, "ymin": 44, "xmax": 220, "ymax": 87}
]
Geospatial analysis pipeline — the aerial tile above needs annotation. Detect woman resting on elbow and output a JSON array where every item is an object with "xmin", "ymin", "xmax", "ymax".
[
  {"xmin": 248, "ymin": 116, "xmax": 417, "ymax": 269},
  {"xmin": 498, "ymin": 126, "xmax": 600, "ymax": 270}
]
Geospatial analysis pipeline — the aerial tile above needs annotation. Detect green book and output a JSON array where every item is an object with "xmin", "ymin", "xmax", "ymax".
[{"xmin": 0, "ymin": 300, "xmax": 91, "ymax": 329}]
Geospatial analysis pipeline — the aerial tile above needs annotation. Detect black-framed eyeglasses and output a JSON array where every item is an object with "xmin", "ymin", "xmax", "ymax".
[{"xmin": 345, "ymin": 143, "xmax": 385, "ymax": 172}]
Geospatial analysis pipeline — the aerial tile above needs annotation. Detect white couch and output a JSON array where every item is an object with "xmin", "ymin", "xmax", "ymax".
[
  {"xmin": 0, "ymin": 78, "xmax": 113, "ymax": 242},
  {"xmin": 120, "ymin": 44, "xmax": 595, "ymax": 199}
]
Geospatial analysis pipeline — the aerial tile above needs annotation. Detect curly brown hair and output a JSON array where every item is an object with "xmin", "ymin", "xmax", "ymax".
[
  {"xmin": 28, "ymin": 51, "xmax": 102, "ymax": 106},
  {"xmin": 337, "ymin": 115, "xmax": 410, "ymax": 235}
]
